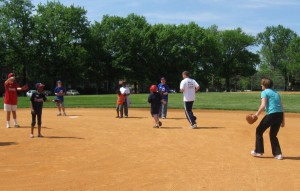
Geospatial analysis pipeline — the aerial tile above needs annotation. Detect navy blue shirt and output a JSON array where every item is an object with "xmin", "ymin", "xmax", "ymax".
[{"xmin": 31, "ymin": 92, "xmax": 47, "ymax": 111}]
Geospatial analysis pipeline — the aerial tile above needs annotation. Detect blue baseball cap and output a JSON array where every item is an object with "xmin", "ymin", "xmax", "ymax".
[{"xmin": 57, "ymin": 80, "xmax": 62, "ymax": 83}]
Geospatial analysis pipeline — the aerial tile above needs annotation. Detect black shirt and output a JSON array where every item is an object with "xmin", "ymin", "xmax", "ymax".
[
  {"xmin": 30, "ymin": 92, "xmax": 47, "ymax": 111},
  {"xmin": 148, "ymin": 92, "xmax": 162, "ymax": 114}
]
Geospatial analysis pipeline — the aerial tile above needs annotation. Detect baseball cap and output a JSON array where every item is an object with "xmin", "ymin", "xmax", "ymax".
[
  {"xmin": 35, "ymin": 83, "xmax": 45, "ymax": 89},
  {"xmin": 150, "ymin": 85, "xmax": 157, "ymax": 92},
  {"xmin": 8, "ymin": 73, "xmax": 15, "ymax": 78},
  {"xmin": 57, "ymin": 80, "xmax": 62, "ymax": 83},
  {"xmin": 161, "ymin": 77, "xmax": 166, "ymax": 80}
]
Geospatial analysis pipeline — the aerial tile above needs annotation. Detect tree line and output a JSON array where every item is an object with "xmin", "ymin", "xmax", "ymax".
[{"xmin": 1, "ymin": 0, "xmax": 300, "ymax": 94}]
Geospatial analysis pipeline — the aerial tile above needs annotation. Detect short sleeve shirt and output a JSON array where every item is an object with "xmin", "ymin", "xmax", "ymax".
[
  {"xmin": 4, "ymin": 82, "xmax": 19, "ymax": 105},
  {"xmin": 261, "ymin": 89, "xmax": 283, "ymax": 115},
  {"xmin": 148, "ymin": 92, "xmax": 162, "ymax": 110},
  {"xmin": 31, "ymin": 92, "xmax": 47, "ymax": 111},
  {"xmin": 55, "ymin": 86, "xmax": 65, "ymax": 101},
  {"xmin": 158, "ymin": 83, "xmax": 170, "ymax": 101},
  {"xmin": 180, "ymin": 78, "xmax": 199, "ymax": 102},
  {"xmin": 120, "ymin": 86, "xmax": 130, "ymax": 95}
]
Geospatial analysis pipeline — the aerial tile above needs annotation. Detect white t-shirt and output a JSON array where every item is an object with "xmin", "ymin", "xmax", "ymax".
[
  {"xmin": 120, "ymin": 86, "xmax": 130, "ymax": 95},
  {"xmin": 180, "ymin": 78, "xmax": 199, "ymax": 101}
]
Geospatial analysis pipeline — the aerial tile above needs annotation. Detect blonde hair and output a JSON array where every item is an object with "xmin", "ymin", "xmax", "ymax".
[{"xmin": 261, "ymin": 78, "xmax": 273, "ymax": 88}]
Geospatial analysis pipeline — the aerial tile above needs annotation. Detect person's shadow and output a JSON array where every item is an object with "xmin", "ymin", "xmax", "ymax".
[
  {"xmin": 283, "ymin": 156, "xmax": 300, "ymax": 160},
  {"xmin": 194, "ymin": 126, "xmax": 225, "ymax": 130},
  {"xmin": 0, "ymin": 142, "xmax": 17, "ymax": 146},
  {"xmin": 44, "ymin": 136, "xmax": 84, "ymax": 139}
]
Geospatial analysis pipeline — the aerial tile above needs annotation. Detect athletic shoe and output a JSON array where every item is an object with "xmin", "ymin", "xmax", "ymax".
[
  {"xmin": 274, "ymin": 154, "xmax": 283, "ymax": 160},
  {"xmin": 153, "ymin": 125, "xmax": 159, "ymax": 128},
  {"xmin": 251, "ymin": 151, "xmax": 263, "ymax": 157},
  {"xmin": 124, "ymin": 115, "xmax": 128, "ymax": 118},
  {"xmin": 57, "ymin": 113, "xmax": 62, "ymax": 116},
  {"xmin": 6, "ymin": 124, "xmax": 10, "ymax": 128},
  {"xmin": 116, "ymin": 116, "xmax": 119, "ymax": 118},
  {"xmin": 30, "ymin": 134, "xmax": 34, "ymax": 138},
  {"xmin": 191, "ymin": 124, "xmax": 197, "ymax": 129},
  {"xmin": 158, "ymin": 121, "xmax": 162, "ymax": 127},
  {"xmin": 63, "ymin": 113, "xmax": 67, "ymax": 116},
  {"xmin": 14, "ymin": 124, "xmax": 20, "ymax": 128},
  {"xmin": 38, "ymin": 134, "xmax": 44, "ymax": 138},
  {"xmin": 162, "ymin": 117, "xmax": 166, "ymax": 119}
]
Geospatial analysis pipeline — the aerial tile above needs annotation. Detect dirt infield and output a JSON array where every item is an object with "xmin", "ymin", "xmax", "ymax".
[{"xmin": 0, "ymin": 108, "xmax": 299, "ymax": 191}]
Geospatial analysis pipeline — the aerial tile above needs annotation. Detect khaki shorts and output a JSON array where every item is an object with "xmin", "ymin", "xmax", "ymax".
[{"xmin": 4, "ymin": 104, "xmax": 17, "ymax": 112}]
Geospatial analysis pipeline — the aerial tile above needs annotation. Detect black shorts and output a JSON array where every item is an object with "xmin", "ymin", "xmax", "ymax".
[{"xmin": 151, "ymin": 106, "xmax": 160, "ymax": 115}]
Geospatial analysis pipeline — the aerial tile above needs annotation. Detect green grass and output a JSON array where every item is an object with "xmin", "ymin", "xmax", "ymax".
[{"xmin": 1, "ymin": 92, "xmax": 299, "ymax": 113}]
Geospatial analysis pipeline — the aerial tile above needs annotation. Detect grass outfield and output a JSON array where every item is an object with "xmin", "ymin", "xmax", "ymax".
[{"xmin": 1, "ymin": 92, "xmax": 299, "ymax": 112}]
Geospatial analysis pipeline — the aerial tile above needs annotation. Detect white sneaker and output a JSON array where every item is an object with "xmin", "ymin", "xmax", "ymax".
[
  {"xmin": 30, "ymin": 134, "xmax": 34, "ymax": 138},
  {"xmin": 6, "ymin": 125, "xmax": 10, "ymax": 128},
  {"xmin": 251, "ymin": 150, "xmax": 263, "ymax": 157},
  {"xmin": 191, "ymin": 124, "xmax": 197, "ymax": 129},
  {"xmin": 38, "ymin": 134, "xmax": 44, "ymax": 138},
  {"xmin": 274, "ymin": 154, "xmax": 283, "ymax": 160},
  {"xmin": 14, "ymin": 124, "xmax": 20, "ymax": 128},
  {"xmin": 162, "ymin": 117, "xmax": 166, "ymax": 119}
]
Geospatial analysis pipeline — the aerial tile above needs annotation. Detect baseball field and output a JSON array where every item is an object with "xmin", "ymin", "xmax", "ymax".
[{"xmin": 0, "ymin": 93, "xmax": 299, "ymax": 191}]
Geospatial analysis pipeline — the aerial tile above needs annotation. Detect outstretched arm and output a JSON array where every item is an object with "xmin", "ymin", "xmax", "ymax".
[{"xmin": 255, "ymin": 98, "xmax": 267, "ymax": 117}]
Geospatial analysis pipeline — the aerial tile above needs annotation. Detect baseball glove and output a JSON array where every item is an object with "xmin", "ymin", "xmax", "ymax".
[
  {"xmin": 246, "ymin": 114, "xmax": 258, "ymax": 124},
  {"xmin": 52, "ymin": 99, "xmax": 61, "ymax": 103},
  {"xmin": 21, "ymin": 84, "xmax": 28, "ymax": 91}
]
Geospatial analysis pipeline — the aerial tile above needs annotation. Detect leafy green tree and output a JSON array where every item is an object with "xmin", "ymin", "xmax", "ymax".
[
  {"xmin": 257, "ymin": 25, "xmax": 297, "ymax": 90},
  {"xmin": 0, "ymin": 0, "xmax": 35, "ymax": 84},
  {"xmin": 99, "ymin": 14, "xmax": 151, "ymax": 91},
  {"xmin": 217, "ymin": 28, "xmax": 259, "ymax": 91},
  {"xmin": 33, "ymin": 1, "xmax": 89, "ymax": 87},
  {"xmin": 287, "ymin": 37, "xmax": 300, "ymax": 84},
  {"xmin": 85, "ymin": 21, "xmax": 114, "ymax": 93}
]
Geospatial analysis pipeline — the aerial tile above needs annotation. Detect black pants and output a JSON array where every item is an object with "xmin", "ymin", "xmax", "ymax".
[
  {"xmin": 184, "ymin": 101, "xmax": 196, "ymax": 125},
  {"xmin": 255, "ymin": 112, "xmax": 283, "ymax": 156},
  {"xmin": 32, "ymin": 110, "xmax": 42, "ymax": 126}
]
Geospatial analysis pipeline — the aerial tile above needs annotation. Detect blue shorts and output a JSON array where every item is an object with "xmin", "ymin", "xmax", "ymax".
[{"xmin": 56, "ymin": 101, "xmax": 64, "ymax": 107}]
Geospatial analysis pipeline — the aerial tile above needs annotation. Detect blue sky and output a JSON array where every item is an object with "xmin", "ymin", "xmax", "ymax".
[{"xmin": 31, "ymin": 0, "xmax": 300, "ymax": 36}]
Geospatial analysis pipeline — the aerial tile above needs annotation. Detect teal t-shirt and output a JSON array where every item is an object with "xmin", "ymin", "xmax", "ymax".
[{"xmin": 261, "ymin": 89, "xmax": 283, "ymax": 115}]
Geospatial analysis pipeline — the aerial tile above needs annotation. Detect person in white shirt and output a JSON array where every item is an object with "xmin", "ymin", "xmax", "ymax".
[
  {"xmin": 119, "ymin": 81, "xmax": 130, "ymax": 117},
  {"xmin": 180, "ymin": 71, "xmax": 200, "ymax": 129}
]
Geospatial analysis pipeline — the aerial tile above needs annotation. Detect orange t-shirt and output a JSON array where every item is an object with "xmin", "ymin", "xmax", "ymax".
[{"xmin": 117, "ymin": 94, "xmax": 125, "ymax": 105}]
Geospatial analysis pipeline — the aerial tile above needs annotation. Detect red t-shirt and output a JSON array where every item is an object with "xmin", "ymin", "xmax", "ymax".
[{"xmin": 4, "ymin": 82, "xmax": 19, "ymax": 105}]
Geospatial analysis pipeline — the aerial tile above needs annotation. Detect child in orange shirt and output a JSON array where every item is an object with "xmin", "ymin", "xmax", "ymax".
[{"xmin": 116, "ymin": 90, "xmax": 125, "ymax": 118}]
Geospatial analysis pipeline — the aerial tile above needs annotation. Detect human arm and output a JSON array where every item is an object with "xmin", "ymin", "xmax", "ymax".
[
  {"xmin": 5, "ymin": 77, "xmax": 15, "ymax": 85},
  {"xmin": 30, "ymin": 94, "xmax": 35, "ymax": 113},
  {"xmin": 255, "ymin": 98, "xmax": 267, "ymax": 117},
  {"xmin": 17, "ymin": 84, "xmax": 28, "ymax": 91},
  {"xmin": 147, "ymin": 94, "xmax": 151, "ymax": 103},
  {"xmin": 163, "ymin": 85, "xmax": 170, "ymax": 95},
  {"xmin": 281, "ymin": 101, "xmax": 285, "ymax": 127},
  {"xmin": 180, "ymin": 81, "xmax": 184, "ymax": 93},
  {"xmin": 195, "ymin": 80, "xmax": 200, "ymax": 92}
]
